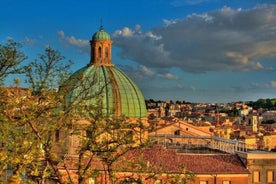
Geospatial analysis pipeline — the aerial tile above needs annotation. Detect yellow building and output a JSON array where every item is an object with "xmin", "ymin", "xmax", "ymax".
[
  {"xmin": 238, "ymin": 151, "xmax": 276, "ymax": 184},
  {"xmin": 240, "ymin": 136, "xmax": 259, "ymax": 150},
  {"xmin": 263, "ymin": 134, "xmax": 276, "ymax": 151}
]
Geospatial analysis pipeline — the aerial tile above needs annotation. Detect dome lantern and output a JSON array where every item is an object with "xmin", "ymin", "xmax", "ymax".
[
  {"xmin": 90, "ymin": 26, "xmax": 112, "ymax": 66},
  {"xmin": 92, "ymin": 26, "xmax": 111, "ymax": 41}
]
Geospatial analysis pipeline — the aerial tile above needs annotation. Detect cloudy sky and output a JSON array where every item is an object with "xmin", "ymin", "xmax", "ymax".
[{"xmin": 1, "ymin": 0, "xmax": 276, "ymax": 103}]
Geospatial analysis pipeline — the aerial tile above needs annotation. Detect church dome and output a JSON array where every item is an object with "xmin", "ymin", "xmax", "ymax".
[
  {"xmin": 92, "ymin": 26, "xmax": 111, "ymax": 41},
  {"xmin": 63, "ymin": 27, "xmax": 147, "ymax": 118},
  {"xmin": 64, "ymin": 65, "xmax": 147, "ymax": 118}
]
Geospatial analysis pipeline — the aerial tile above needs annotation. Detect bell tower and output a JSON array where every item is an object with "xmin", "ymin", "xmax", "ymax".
[{"xmin": 89, "ymin": 26, "xmax": 113, "ymax": 66}]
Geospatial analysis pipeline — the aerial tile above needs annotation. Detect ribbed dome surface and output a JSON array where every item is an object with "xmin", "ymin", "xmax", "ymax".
[
  {"xmin": 64, "ymin": 65, "xmax": 147, "ymax": 118},
  {"xmin": 92, "ymin": 26, "xmax": 111, "ymax": 41}
]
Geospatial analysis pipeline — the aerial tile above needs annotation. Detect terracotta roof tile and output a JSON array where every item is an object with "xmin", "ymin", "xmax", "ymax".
[
  {"xmin": 119, "ymin": 146, "xmax": 249, "ymax": 174},
  {"xmin": 59, "ymin": 146, "xmax": 249, "ymax": 175}
]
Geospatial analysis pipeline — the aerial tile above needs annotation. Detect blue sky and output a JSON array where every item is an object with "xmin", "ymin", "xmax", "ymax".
[{"xmin": 1, "ymin": 0, "xmax": 276, "ymax": 103}]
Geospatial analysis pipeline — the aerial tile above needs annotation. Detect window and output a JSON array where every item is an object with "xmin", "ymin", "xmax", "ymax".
[
  {"xmin": 200, "ymin": 181, "xmax": 208, "ymax": 184},
  {"xmin": 98, "ymin": 47, "xmax": 102, "ymax": 58},
  {"xmin": 267, "ymin": 171, "xmax": 274, "ymax": 183},
  {"xmin": 105, "ymin": 47, "xmax": 109, "ymax": 58},
  {"xmin": 223, "ymin": 181, "xmax": 231, "ymax": 184},
  {"xmin": 91, "ymin": 46, "xmax": 95, "ymax": 59},
  {"xmin": 174, "ymin": 130, "xmax": 180, "ymax": 136},
  {"xmin": 253, "ymin": 171, "xmax": 260, "ymax": 183}
]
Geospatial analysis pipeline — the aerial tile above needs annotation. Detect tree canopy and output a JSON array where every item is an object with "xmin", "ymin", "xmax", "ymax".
[
  {"xmin": 0, "ymin": 40, "xmax": 194, "ymax": 184},
  {"xmin": 0, "ymin": 40, "xmax": 26, "ymax": 84},
  {"xmin": 246, "ymin": 98, "xmax": 276, "ymax": 111}
]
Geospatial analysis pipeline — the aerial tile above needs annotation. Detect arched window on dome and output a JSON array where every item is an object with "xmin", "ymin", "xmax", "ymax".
[
  {"xmin": 105, "ymin": 47, "xmax": 108, "ymax": 58},
  {"xmin": 98, "ymin": 47, "xmax": 102, "ymax": 58},
  {"xmin": 91, "ymin": 46, "xmax": 94, "ymax": 59}
]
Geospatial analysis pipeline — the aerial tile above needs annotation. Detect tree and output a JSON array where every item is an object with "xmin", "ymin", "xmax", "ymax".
[
  {"xmin": 0, "ymin": 44, "xmax": 194, "ymax": 184},
  {"xmin": 24, "ymin": 46, "xmax": 72, "ymax": 95},
  {"xmin": 247, "ymin": 98, "xmax": 276, "ymax": 110},
  {"xmin": 0, "ymin": 86, "xmax": 64, "ymax": 183},
  {"xmin": 0, "ymin": 45, "xmax": 73, "ymax": 183},
  {"xmin": 19, "ymin": 47, "xmax": 74, "ymax": 183},
  {"xmin": 0, "ymin": 45, "xmax": 149, "ymax": 184},
  {"xmin": 60, "ymin": 114, "xmax": 148, "ymax": 184},
  {"xmin": 0, "ymin": 40, "xmax": 26, "ymax": 85},
  {"xmin": 0, "ymin": 40, "xmax": 27, "ymax": 181},
  {"xmin": 0, "ymin": 46, "xmax": 72, "ymax": 183}
]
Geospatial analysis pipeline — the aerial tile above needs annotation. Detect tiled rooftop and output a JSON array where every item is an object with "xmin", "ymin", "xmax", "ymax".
[
  {"xmin": 119, "ymin": 146, "xmax": 249, "ymax": 174},
  {"xmin": 61, "ymin": 146, "xmax": 249, "ymax": 175}
]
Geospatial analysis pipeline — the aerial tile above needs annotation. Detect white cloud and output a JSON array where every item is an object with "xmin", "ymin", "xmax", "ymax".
[
  {"xmin": 255, "ymin": 62, "xmax": 264, "ymax": 70},
  {"xmin": 140, "ymin": 65, "xmax": 154, "ymax": 76},
  {"xmin": 58, "ymin": 30, "xmax": 89, "ymax": 52},
  {"xmin": 113, "ymin": 27, "xmax": 133, "ymax": 37},
  {"xmin": 270, "ymin": 80, "xmax": 276, "ymax": 88},
  {"xmin": 146, "ymin": 32, "xmax": 162, "ymax": 40},
  {"xmin": 118, "ymin": 65, "xmax": 155, "ymax": 82},
  {"xmin": 157, "ymin": 72, "xmax": 179, "ymax": 80},
  {"xmin": 119, "ymin": 64, "xmax": 180, "ymax": 83},
  {"xmin": 5, "ymin": 36, "xmax": 36, "ymax": 45},
  {"xmin": 23, "ymin": 37, "xmax": 35, "ymax": 45},
  {"xmin": 219, "ymin": 6, "xmax": 237, "ymax": 16},
  {"xmin": 113, "ymin": 27, "xmax": 171, "ymax": 68},
  {"xmin": 251, "ymin": 80, "xmax": 276, "ymax": 89},
  {"xmin": 6, "ymin": 36, "xmax": 13, "ymax": 40},
  {"xmin": 57, "ymin": 30, "xmax": 64, "ymax": 37},
  {"xmin": 187, "ymin": 13, "xmax": 214, "ymax": 23},
  {"xmin": 163, "ymin": 19, "xmax": 177, "ymax": 26},
  {"xmin": 112, "ymin": 5, "xmax": 276, "ymax": 73},
  {"xmin": 225, "ymin": 52, "xmax": 248, "ymax": 64}
]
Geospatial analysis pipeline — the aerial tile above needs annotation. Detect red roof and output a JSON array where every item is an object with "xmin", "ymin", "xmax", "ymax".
[
  {"xmin": 120, "ymin": 146, "xmax": 249, "ymax": 174},
  {"xmin": 60, "ymin": 146, "xmax": 249, "ymax": 175}
]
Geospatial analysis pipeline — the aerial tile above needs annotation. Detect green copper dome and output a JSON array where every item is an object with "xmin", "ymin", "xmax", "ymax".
[
  {"xmin": 63, "ymin": 27, "xmax": 146, "ymax": 118},
  {"xmin": 63, "ymin": 65, "xmax": 147, "ymax": 118},
  {"xmin": 92, "ymin": 26, "xmax": 111, "ymax": 41}
]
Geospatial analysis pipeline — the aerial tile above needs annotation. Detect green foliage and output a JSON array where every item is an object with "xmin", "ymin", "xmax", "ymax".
[
  {"xmin": 219, "ymin": 107, "xmax": 239, "ymax": 117},
  {"xmin": 0, "ymin": 45, "xmax": 72, "ymax": 183},
  {"xmin": 262, "ymin": 119, "xmax": 276, "ymax": 124},
  {"xmin": 0, "ymin": 40, "xmax": 26, "ymax": 84},
  {"xmin": 247, "ymin": 98, "xmax": 276, "ymax": 110}
]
